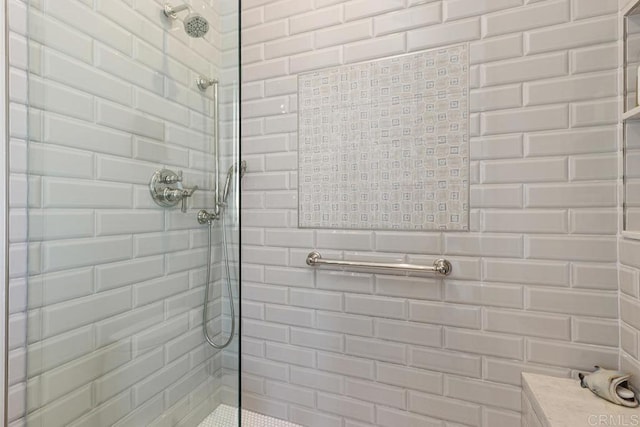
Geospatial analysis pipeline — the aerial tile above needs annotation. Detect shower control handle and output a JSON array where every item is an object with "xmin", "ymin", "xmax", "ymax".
[
  {"xmin": 149, "ymin": 168, "xmax": 198, "ymax": 213},
  {"xmin": 162, "ymin": 170, "xmax": 182, "ymax": 184},
  {"xmin": 160, "ymin": 186, "xmax": 198, "ymax": 212},
  {"xmin": 163, "ymin": 188, "xmax": 182, "ymax": 202},
  {"xmin": 180, "ymin": 186, "xmax": 198, "ymax": 213}
]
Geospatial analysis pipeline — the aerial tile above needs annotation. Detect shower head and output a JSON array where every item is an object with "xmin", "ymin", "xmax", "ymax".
[
  {"xmin": 184, "ymin": 13, "xmax": 209, "ymax": 38},
  {"xmin": 163, "ymin": 3, "xmax": 210, "ymax": 38}
]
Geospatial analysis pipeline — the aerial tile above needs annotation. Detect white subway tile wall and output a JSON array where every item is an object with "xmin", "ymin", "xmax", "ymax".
[
  {"xmin": 621, "ymin": 0, "xmax": 640, "ymax": 397},
  {"xmin": 7, "ymin": 0, "xmax": 241, "ymax": 426},
  {"xmin": 241, "ymin": 0, "xmax": 620, "ymax": 426},
  {"xmin": 624, "ymin": 4, "xmax": 640, "ymax": 231}
]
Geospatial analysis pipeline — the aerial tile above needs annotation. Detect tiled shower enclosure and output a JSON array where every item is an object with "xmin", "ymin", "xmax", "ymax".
[{"xmin": 2, "ymin": 0, "xmax": 640, "ymax": 427}]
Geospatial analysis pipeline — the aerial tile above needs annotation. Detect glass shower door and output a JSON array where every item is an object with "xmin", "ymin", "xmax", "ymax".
[{"xmin": 14, "ymin": 0, "xmax": 241, "ymax": 426}]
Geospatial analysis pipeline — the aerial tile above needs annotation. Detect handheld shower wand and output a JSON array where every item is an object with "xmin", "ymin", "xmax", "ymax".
[
  {"xmin": 197, "ymin": 160, "xmax": 246, "ymax": 224},
  {"xmin": 220, "ymin": 161, "xmax": 247, "ymax": 206},
  {"xmin": 200, "ymin": 160, "xmax": 246, "ymax": 350}
]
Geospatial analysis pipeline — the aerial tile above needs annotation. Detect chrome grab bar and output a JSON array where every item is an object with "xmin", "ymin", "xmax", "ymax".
[{"xmin": 305, "ymin": 251, "xmax": 452, "ymax": 276}]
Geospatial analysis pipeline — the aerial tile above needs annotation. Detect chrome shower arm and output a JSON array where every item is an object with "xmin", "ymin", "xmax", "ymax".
[{"xmin": 163, "ymin": 3, "xmax": 190, "ymax": 18}]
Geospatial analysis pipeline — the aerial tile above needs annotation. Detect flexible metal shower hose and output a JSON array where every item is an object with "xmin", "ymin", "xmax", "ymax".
[{"xmin": 202, "ymin": 211, "xmax": 235, "ymax": 349}]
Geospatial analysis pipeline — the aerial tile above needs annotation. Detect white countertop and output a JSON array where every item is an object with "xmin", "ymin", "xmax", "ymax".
[{"xmin": 523, "ymin": 373, "xmax": 640, "ymax": 427}]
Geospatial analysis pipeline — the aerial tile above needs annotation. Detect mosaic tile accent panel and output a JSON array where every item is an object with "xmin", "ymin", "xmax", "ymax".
[{"xmin": 298, "ymin": 44, "xmax": 469, "ymax": 230}]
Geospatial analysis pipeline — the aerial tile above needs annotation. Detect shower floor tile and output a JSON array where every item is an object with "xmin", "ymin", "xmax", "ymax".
[{"xmin": 198, "ymin": 404, "xmax": 302, "ymax": 427}]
